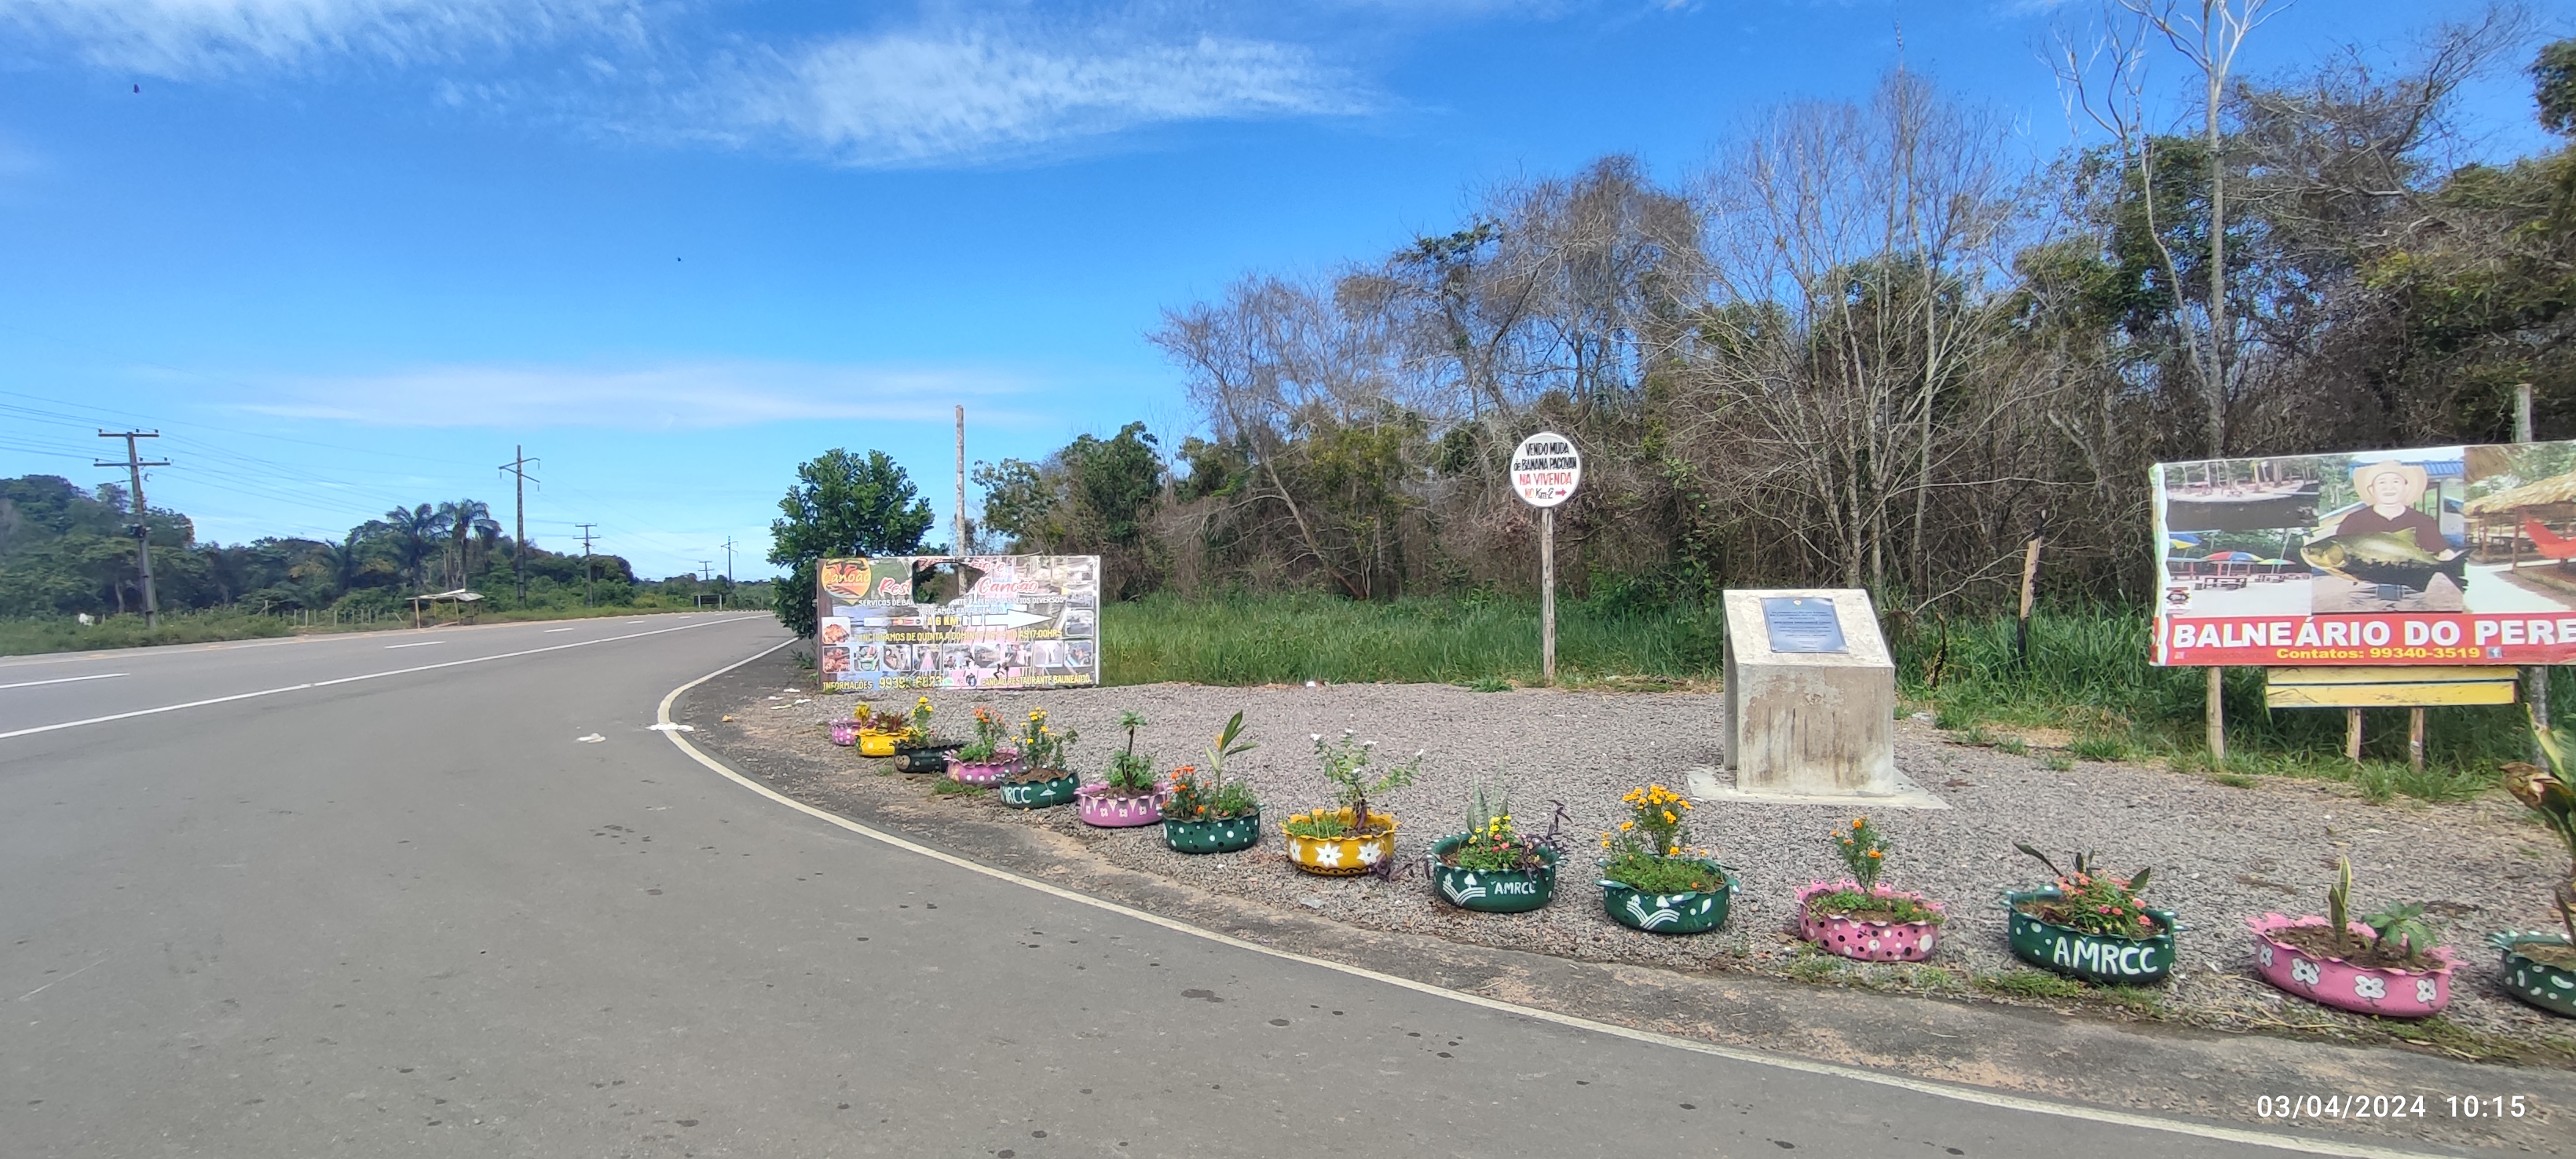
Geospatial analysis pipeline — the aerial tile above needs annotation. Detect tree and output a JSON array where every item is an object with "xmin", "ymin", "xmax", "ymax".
[
  {"xmin": 768, "ymin": 448, "xmax": 936, "ymax": 637},
  {"xmin": 379, "ymin": 504, "xmax": 439, "ymax": 591},
  {"xmin": 434, "ymin": 499, "xmax": 499, "ymax": 589}
]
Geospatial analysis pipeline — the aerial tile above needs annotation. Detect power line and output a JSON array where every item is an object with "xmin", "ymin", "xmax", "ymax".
[
  {"xmin": 499, "ymin": 445, "xmax": 540, "ymax": 605},
  {"xmin": 576, "ymin": 523, "xmax": 599, "ymax": 608}
]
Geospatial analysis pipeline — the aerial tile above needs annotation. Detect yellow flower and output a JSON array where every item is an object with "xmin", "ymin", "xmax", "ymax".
[
  {"xmin": 1663, "ymin": 811, "xmax": 1676, "ymax": 824},
  {"xmin": 1619, "ymin": 821, "xmax": 1634, "ymax": 830}
]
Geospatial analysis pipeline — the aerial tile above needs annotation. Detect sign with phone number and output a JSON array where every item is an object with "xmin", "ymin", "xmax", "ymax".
[{"xmin": 2158, "ymin": 612, "xmax": 2576, "ymax": 666}]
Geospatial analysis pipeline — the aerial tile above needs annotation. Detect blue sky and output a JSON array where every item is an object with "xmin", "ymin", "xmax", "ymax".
[{"xmin": 0, "ymin": 0, "xmax": 2559, "ymax": 581}]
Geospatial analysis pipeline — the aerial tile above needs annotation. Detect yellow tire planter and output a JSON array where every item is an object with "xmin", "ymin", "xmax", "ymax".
[
  {"xmin": 1283, "ymin": 808, "xmax": 1400, "ymax": 876},
  {"xmin": 857, "ymin": 729, "xmax": 902, "ymax": 758}
]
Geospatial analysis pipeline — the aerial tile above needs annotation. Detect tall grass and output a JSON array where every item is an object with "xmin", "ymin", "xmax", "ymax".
[
  {"xmin": 1103, "ymin": 591, "xmax": 1724, "ymax": 686},
  {"xmin": 1103, "ymin": 592, "xmax": 2534, "ymax": 802},
  {"xmin": 0, "ymin": 609, "xmax": 294, "ymax": 656}
]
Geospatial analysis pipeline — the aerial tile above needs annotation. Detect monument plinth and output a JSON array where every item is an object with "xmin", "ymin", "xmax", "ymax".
[{"xmin": 1702, "ymin": 587, "xmax": 1937, "ymax": 806}]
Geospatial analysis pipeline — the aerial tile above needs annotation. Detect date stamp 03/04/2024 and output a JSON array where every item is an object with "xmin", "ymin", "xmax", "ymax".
[{"xmin": 2254, "ymin": 1094, "xmax": 2538, "ymax": 1122}]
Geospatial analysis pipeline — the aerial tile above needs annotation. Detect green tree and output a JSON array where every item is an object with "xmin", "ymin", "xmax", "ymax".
[
  {"xmin": 380, "ymin": 504, "xmax": 439, "ymax": 591},
  {"xmin": 768, "ymin": 448, "xmax": 936, "ymax": 637},
  {"xmin": 434, "ymin": 499, "xmax": 499, "ymax": 589}
]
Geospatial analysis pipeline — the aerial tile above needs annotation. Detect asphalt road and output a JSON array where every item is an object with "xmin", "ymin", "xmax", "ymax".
[{"xmin": 0, "ymin": 615, "xmax": 2466, "ymax": 1157}]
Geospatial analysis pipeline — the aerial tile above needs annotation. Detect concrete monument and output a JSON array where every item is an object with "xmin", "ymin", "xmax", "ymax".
[{"xmin": 1707, "ymin": 587, "xmax": 1925, "ymax": 804}]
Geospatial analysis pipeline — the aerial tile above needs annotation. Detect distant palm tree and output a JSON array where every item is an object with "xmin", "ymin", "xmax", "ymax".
[
  {"xmin": 435, "ymin": 499, "xmax": 499, "ymax": 589},
  {"xmin": 381, "ymin": 505, "xmax": 439, "ymax": 591}
]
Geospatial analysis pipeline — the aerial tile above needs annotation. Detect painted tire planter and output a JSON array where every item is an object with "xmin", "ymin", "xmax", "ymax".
[
  {"xmin": 2493, "ymin": 933, "xmax": 2576, "ymax": 1018},
  {"xmin": 1601, "ymin": 864, "xmax": 1736, "ymax": 934},
  {"xmin": 2005, "ymin": 890, "xmax": 2177, "ymax": 985},
  {"xmin": 1164, "ymin": 813, "xmax": 1261, "ymax": 854},
  {"xmin": 1075, "ymin": 784, "xmax": 1165, "ymax": 828},
  {"xmin": 1796, "ymin": 880, "xmax": 1942, "ymax": 963},
  {"xmin": 945, "ymin": 751, "xmax": 1021, "ymax": 785},
  {"xmin": 856, "ymin": 729, "xmax": 902, "ymax": 758},
  {"xmin": 895, "ymin": 742, "xmax": 963, "ymax": 774},
  {"xmin": 997, "ymin": 773, "xmax": 1079, "ymax": 810},
  {"xmin": 1425, "ymin": 835, "xmax": 1557, "ymax": 912},
  {"xmin": 829, "ymin": 719, "xmax": 865, "ymax": 747},
  {"xmin": 2248, "ymin": 915, "xmax": 2453, "ymax": 1017},
  {"xmin": 1283, "ymin": 809, "xmax": 1399, "ymax": 876}
]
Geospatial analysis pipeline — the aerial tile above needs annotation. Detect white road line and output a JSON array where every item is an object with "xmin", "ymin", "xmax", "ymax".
[
  {"xmin": 385, "ymin": 641, "xmax": 446, "ymax": 649},
  {"xmin": 0, "ymin": 672, "xmax": 128, "ymax": 692},
  {"xmin": 0, "ymin": 616, "xmax": 770, "ymax": 744},
  {"xmin": 656, "ymin": 645, "xmax": 2458, "ymax": 1159},
  {"xmin": 543, "ymin": 627, "xmax": 576, "ymax": 633}
]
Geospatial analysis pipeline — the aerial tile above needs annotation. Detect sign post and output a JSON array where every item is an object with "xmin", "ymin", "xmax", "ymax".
[{"xmin": 1510, "ymin": 431, "xmax": 1582, "ymax": 684}]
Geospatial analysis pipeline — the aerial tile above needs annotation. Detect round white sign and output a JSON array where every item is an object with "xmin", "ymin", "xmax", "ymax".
[{"xmin": 1510, "ymin": 431, "xmax": 1582, "ymax": 508}]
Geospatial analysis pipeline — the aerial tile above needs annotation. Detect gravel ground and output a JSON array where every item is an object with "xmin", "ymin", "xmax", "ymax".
[{"xmin": 728, "ymin": 678, "xmax": 2576, "ymax": 1057}]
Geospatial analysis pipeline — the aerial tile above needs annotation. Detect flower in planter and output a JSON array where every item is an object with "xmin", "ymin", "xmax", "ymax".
[
  {"xmin": 853, "ymin": 704, "xmax": 909, "ymax": 732},
  {"xmin": 2507, "ymin": 711, "xmax": 2576, "ymax": 950},
  {"xmin": 1804, "ymin": 815, "xmax": 1944, "ymax": 928},
  {"xmin": 1599, "ymin": 784, "xmax": 1723, "ymax": 894},
  {"xmin": 957, "ymin": 704, "xmax": 1009, "ymax": 762},
  {"xmin": 2011, "ymin": 843, "xmax": 2157, "ymax": 937},
  {"xmin": 1015, "ymin": 707, "xmax": 1079, "ymax": 773},
  {"xmin": 1281, "ymin": 729, "xmax": 1419, "ymax": 839},
  {"xmin": 1165, "ymin": 711, "xmax": 1260, "ymax": 822},
  {"xmin": 1444, "ymin": 782, "xmax": 1554, "ymax": 872}
]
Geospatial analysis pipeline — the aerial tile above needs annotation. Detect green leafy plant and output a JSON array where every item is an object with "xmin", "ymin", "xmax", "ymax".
[
  {"xmin": 1015, "ymin": 707, "xmax": 1078, "ymax": 773},
  {"xmin": 901, "ymin": 696, "xmax": 942, "ymax": 745},
  {"xmin": 931, "ymin": 775, "xmax": 985, "ymax": 797},
  {"xmin": 2013, "ymin": 843, "xmax": 2159, "ymax": 938},
  {"xmin": 1600, "ymin": 784, "xmax": 1725, "ymax": 894},
  {"xmin": 1445, "ymin": 781, "xmax": 1547, "ymax": 872},
  {"xmin": 1301, "ymin": 729, "xmax": 1420, "ymax": 836},
  {"xmin": 1835, "ymin": 815, "xmax": 1890, "ymax": 890},
  {"xmin": 1164, "ymin": 711, "xmax": 1261, "ymax": 822},
  {"xmin": 854, "ymin": 704, "xmax": 909, "ymax": 732},
  {"xmin": 2299, "ymin": 855, "xmax": 2443, "ymax": 969},
  {"xmin": 957, "ymin": 704, "xmax": 1008, "ymax": 762},
  {"xmin": 2510, "ymin": 712, "xmax": 2576, "ymax": 945},
  {"xmin": 1100, "ymin": 710, "xmax": 1157, "ymax": 794}
]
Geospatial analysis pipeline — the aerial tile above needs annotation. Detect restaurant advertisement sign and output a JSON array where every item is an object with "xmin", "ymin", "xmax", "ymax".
[
  {"xmin": 2153, "ymin": 440, "xmax": 2576, "ymax": 666},
  {"xmin": 813, "ymin": 554, "xmax": 1102, "ymax": 692}
]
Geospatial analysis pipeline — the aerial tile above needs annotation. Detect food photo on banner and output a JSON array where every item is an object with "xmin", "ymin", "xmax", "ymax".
[
  {"xmin": 810, "ymin": 554, "xmax": 1103, "ymax": 692},
  {"xmin": 2153, "ymin": 440, "xmax": 2576, "ymax": 666}
]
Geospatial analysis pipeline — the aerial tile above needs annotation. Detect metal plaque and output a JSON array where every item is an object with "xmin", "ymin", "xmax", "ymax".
[{"xmin": 1760, "ymin": 597, "xmax": 1847, "ymax": 653}]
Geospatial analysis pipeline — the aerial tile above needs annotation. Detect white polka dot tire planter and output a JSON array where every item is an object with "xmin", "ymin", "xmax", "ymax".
[
  {"xmin": 1795, "ymin": 880, "xmax": 1943, "ymax": 963},
  {"xmin": 946, "ymin": 752, "xmax": 1022, "ymax": 786},
  {"xmin": 1074, "ymin": 784, "xmax": 1166, "ymax": 828},
  {"xmin": 1283, "ymin": 809, "xmax": 1399, "ymax": 876},
  {"xmin": 2490, "ymin": 932, "xmax": 2576, "ymax": 1018},
  {"xmin": 1600, "ymin": 863, "xmax": 1737, "ymax": 935},
  {"xmin": 2248, "ymin": 914, "xmax": 2453, "ymax": 1018}
]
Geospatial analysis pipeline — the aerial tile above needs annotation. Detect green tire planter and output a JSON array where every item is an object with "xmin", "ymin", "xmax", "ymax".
[
  {"xmin": 2006, "ymin": 889, "xmax": 2178, "ymax": 985},
  {"xmin": 1601, "ymin": 863, "xmax": 1736, "ymax": 934},
  {"xmin": 2493, "ymin": 932, "xmax": 2576, "ymax": 1018},
  {"xmin": 997, "ymin": 773, "xmax": 1079, "ymax": 810},
  {"xmin": 1163, "ymin": 813, "xmax": 1261, "ymax": 854},
  {"xmin": 1427, "ymin": 834, "xmax": 1557, "ymax": 913}
]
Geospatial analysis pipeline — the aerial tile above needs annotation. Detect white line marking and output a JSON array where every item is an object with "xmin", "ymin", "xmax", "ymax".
[
  {"xmin": 0, "ymin": 672, "xmax": 128, "ymax": 691},
  {"xmin": 0, "ymin": 616, "xmax": 771, "ymax": 743},
  {"xmin": 16, "ymin": 958, "xmax": 108, "ymax": 1002},
  {"xmin": 544, "ymin": 627, "xmax": 576, "ymax": 633},
  {"xmin": 384, "ymin": 641, "xmax": 446, "ymax": 649},
  {"xmin": 655, "ymin": 645, "xmax": 2459, "ymax": 1159}
]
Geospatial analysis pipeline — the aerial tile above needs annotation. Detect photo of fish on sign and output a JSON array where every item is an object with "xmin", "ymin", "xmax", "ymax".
[{"xmin": 2154, "ymin": 440, "xmax": 2576, "ymax": 667}]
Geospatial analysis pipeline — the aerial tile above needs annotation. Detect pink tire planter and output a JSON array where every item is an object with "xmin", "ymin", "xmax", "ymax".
[
  {"xmin": 1795, "ymin": 880, "xmax": 1944, "ymax": 963},
  {"xmin": 946, "ymin": 752, "xmax": 1020, "ymax": 786},
  {"xmin": 1075, "ymin": 784, "xmax": 1165, "ymax": 828},
  {"xmin": 829, "ymin": 719, "xmax": 864, "ymax": 747},
  {"xmin": 2248, "ymin": 914, "xmax": 2454, "ymax": 1018}
]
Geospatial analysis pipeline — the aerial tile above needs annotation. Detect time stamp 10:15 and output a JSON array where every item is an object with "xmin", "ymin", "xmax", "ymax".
[{"xmin": 2253, "ymin": 1094, "xmax": 2531, "ymax": 1121}]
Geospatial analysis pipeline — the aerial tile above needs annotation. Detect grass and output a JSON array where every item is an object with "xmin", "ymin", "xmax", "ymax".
[
  {"xmin": 930, "ymin": 776, "xmax": 986, "ymax": 797},
  {"xmin": 0, "ymin": 609, "xmax": 294, "ymax": 656},
  {"xmin": 1974, "ymin": 969, "xmax": 2089, "ymax": 1000},
  {"xmin": 1103, "ymin": 590, "xmax": 1722, "ymax": 687}
]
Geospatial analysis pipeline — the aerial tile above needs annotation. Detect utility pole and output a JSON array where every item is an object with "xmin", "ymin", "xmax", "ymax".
[
  {"xmin": 954, "ymin": 404, "xmax": 968, "ymax": 558},
  {"xmin": 497, "ymin": 446, "xmax": 540, "ymax": 606},
  {"xmin": 576, "ymin": 523, "xmax": 599, "ymax": 608},
  {"xmin": 719, "ymin": 536, "xmax": 737, "ymax": 609},
  {"xmin": 96, "ymin": 430, "xmax": 170, "ymax": 628}
]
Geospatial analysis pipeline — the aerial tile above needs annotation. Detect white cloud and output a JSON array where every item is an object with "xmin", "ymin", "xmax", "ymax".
[
  {"xmin": 0, "ymin": 0, "xmax": 641, "ymax": 75},
  {"xmin": 221, "ymin": 360, "xmax": 1045, "ymax": 430},
  {"xmin": 708, "ymin": 27, "xmax": 1371, "ymax": 166}
]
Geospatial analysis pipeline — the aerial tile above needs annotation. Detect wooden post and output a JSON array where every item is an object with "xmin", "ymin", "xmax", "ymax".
[
  {"xmin": 2408, "ymin": 707, "xmax": 2427, "ymax": 774},
  {"xmin": 2344, "ymin": 707, "xmax": 2362, "ymax": 763},
  {"xmin": 2015, "ymin": 535, "xmax": 2044, "ymax": 666},
  {"xmin": 2205, "ymin": 666, "xmax": 2226, "ymax": 762},
  {"xmin": 2520, "ymin": 382, "xmax": 2551, "ymax": 753},
  {"xmin": 1540, "ymin": 507, "xmax": 1557, "ymax": 686}
]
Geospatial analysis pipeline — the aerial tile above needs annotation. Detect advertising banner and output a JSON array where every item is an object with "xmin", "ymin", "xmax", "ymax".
[
  {"xmin": 2153, "ymin": 440, "xmax": 2576, "ymax": 666},
  {"xmin": 812, "ymin": 554, "xmax": 1102, "ymax": 692}
]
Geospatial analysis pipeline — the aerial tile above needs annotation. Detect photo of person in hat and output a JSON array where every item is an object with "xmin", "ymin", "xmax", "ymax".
[{"xmin": 2335, "ymin": 459, "xmax": 2451, "ymax": 554}]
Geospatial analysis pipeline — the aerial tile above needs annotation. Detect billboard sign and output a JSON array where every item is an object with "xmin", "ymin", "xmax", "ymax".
[
  {"xmin": 2153, "ymin": 440, "xmax": 2576, "ymax": 665},
  {"xmin": 814, "ymin": 554, "xmax": 1102, "ymax": 692}
]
